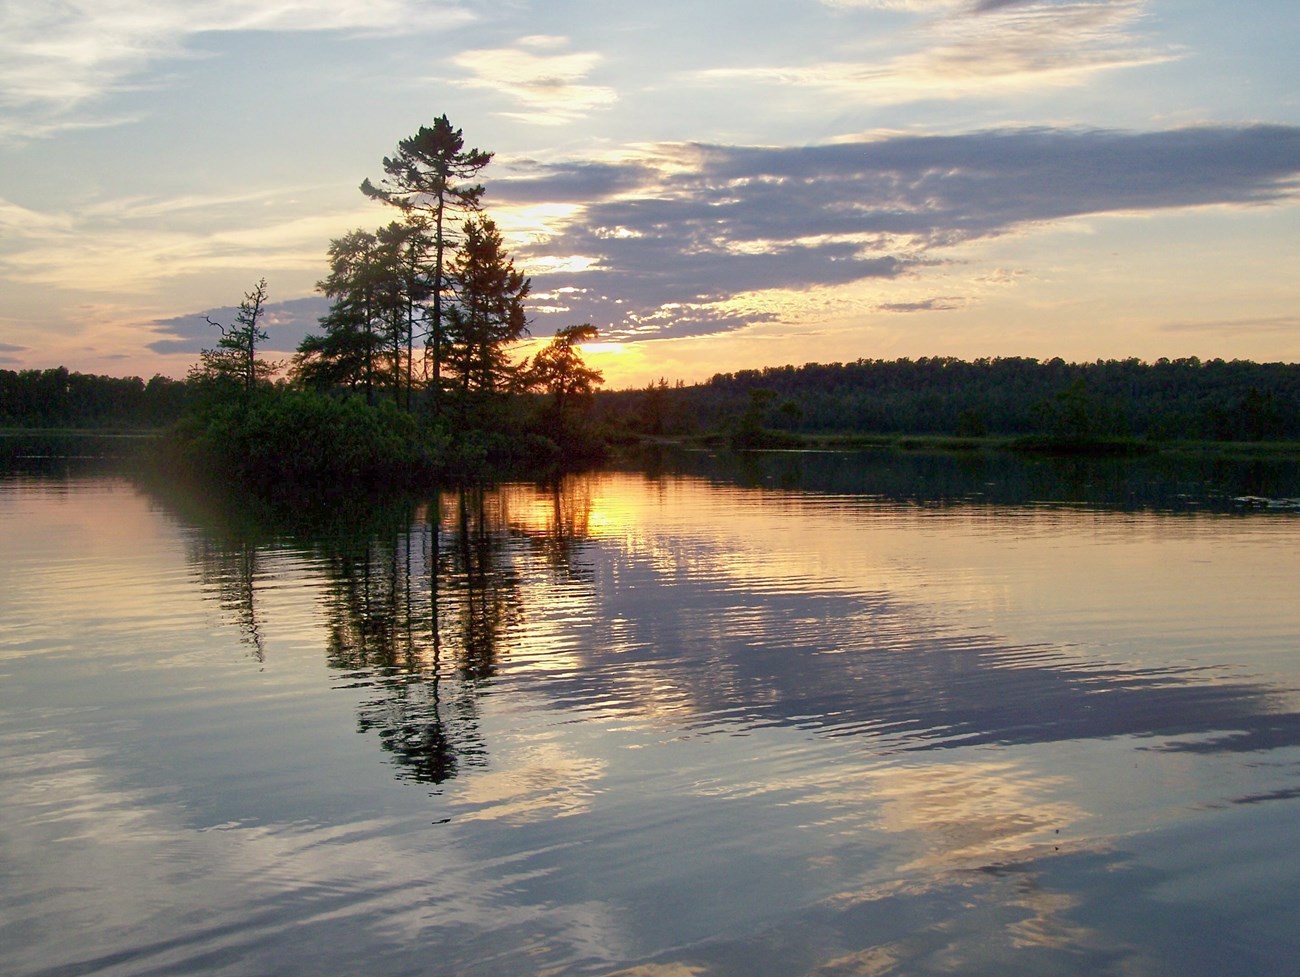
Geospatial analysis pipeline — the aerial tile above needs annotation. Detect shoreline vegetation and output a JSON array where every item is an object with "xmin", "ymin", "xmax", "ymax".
[
  {"xmin": 6, "ymin": 424, "xmax": 1300, "ymax": 459},
  {"xmin": 6, "ymin": 348, "xmax": 1300, "ymax": 483},
  {"xmin": 4, "ymin": 116, "xmax": 1299, "ymax": 487}
]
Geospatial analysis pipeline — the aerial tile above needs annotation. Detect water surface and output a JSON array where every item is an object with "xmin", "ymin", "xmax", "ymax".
[{"xmin": 2, "ymin": 447, "xmax": 1298, "ymax": 976}]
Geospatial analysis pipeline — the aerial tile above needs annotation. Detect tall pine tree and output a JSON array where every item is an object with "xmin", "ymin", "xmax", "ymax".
[
  {"xmin": 360, "ymin": 116, "xmax": 491, "ymax": 409},
  {"xmin": 295, "ymin": 230, "xmax": 383, "ymax": 402},
  {"xmin": 445, "ymin": 217, "xmax": 531, "ymax": 404}
]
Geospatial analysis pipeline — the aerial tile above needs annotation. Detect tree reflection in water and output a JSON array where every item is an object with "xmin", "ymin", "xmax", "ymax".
[
  {"xmin": 311, "ymin": 486, "xmax": 534, "ymax": 787},
  {"xmin": 190, "ymin": 535, "xmax": 267, "ymax": 664},
  {"xmin": 163, "ymin": 454, "xmax": 1300, "ymax": 804},
  {"xmin": 170, "ymin": 478, "xmax": 584, "ymax": 790}
]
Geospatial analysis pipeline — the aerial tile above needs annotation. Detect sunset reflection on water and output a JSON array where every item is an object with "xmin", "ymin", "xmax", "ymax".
[{"xmin": 3, "ymin": 450, "xmax": 1299, "ymax": 976}]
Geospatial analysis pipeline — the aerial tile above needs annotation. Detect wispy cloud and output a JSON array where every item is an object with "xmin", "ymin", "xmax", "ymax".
[
  {"xmin": 821, "ymin": 0, "xmax": 963, "ymax": 9},
  {"xmin": 878, "ymin": 297, "xmax": 965, "ymax": 312},
  {"xmin": 494, "ymin": 125, "xmax": 1300, "ymax": 342},
  {"xmin": 0, "ymin": 0, "xmax": 474, "ymax": 135},
  {"xmin": 450, "ymin": 36, "xmax": 618, "ymax": 126},
  {"xmin": 913, "ymin": 0, "xmax": 1174, "ymax": 85},
  {"xmin": 707, "ymin": 0, "xmax": 1174, "ymax": 103},
  {"xmin": 0, "ymin": 188, "xmax": 372, "ymax": 291},
  {"xmin": 0, "ymin": 197, "xmax": 75, "ymax": 235}
]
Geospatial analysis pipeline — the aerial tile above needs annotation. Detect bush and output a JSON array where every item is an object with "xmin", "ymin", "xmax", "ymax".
[{"xmin": 169, "ymin": 389, "xmax": 450, "ymax": 489}]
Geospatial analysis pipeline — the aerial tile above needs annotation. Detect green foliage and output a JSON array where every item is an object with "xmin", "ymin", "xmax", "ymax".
[
  {"xmin": 444, "ymin": 217, "xmax": 530, "ymax": 400},
  {"xmin": 296, "ymin": 227, "xmax": 421, "ymax": 405},
  {"xmin": 594, "ymin": 356, "xmax": 1300, "ymax": 445},
  {"xmin": 171, "ymin": 388, "xmax": 449, "ymax": 489},
  {"xmin": 359, "ymin": 115, "xmax": 491, "ymax": 218},
  {"xmin": 188, "ymin": 278, "xmax": 279, "ymax": 395},
  {"xmin": 360, "ymin": 115, "xmax": 492, "ymax": 406},
  {"xmin": 526, "ymin": 325, "xmax": 603, "ymax": 407},
  {"xmin": 523, "ymin": 324, "xmax": 606, "ymax": 459},
  {"xmin": 1030, "ymin": 377, "xmax": 1127, "ymax": 441},
  {"xmin": 731, "ymin": 388, "xmax": 780, "ymax": 448},
  {"xmin": 0, "ymin": 366, "xmax": 189, "ymax": 428},
  {"xmin": 955, "ymin": 408, "xmax": 988, "ymax": 437}
]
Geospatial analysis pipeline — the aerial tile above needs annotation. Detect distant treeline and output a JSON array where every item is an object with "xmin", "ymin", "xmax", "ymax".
[
  {"xmin": 1, "ymin": 367, "xmax": 190, "ymax": 429},
  {"xmin": 7, "ymin": 356, "xmax": 1300, "ymax": 445},
  {"xmin": 596, "ymin": 356, "xmax": 1300, "ymax": 443}
]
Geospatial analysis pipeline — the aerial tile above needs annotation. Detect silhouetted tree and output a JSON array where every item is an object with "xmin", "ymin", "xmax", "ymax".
[
  {"xmin": 297, "ymin": 231, "xmax": 381, "ymax": 401},
  {"xmin": 732, "ymin": 387, "xmax": 779, "ymax": 448},
  {"xmin": 524, "ymin": 324, "xmax": 605, "ymax": 453},
  {"xmin": 444, "ymin": 217, "xmax": 530, "ymax": 405},
  {"xmin": 189, "ymin": 278, "xmax": 278, "ymax": 394},
  {"xmin": 376, "ymin": 220, "xmax": 432, "ymax": 409},
  {"xmin": 526, "ymin": 324, "xmax": 604, "ymax": 411},
  {"xmin": 361, "ymin": 116, "xmax": 492, "ymax": 409},
  {"xmin": 296, "ymin": 228, "xmax": 426, "ymax": 404}
]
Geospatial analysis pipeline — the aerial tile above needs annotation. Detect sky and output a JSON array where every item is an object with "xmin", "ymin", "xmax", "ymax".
[{"xmin": 1, "ymin": 0, "xmax": 1298, "ymax": 389}]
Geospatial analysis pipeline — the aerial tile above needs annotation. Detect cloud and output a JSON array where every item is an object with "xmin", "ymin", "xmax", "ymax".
[
  {"xmin": 916, "ymin": 0, "xmax": 1173, "ymax": 84},
  {"xmin": 493, "ymin": 125, "xmax": 1300, "ymax": 342},
  {"xmin": 0, "ymin": 188, "xmax": 371, "ymax": 292},
  {"xmin": 450, "ymin": 36, "xmax": 618, "ymax": 126},
  {"xmin": 494, "ymin": 160, "xmax": 659, "ymax": 205},
  {"xmin": 0, "ymin": 341, "xmax": 29, "ymax": 353},
  {"xmin": 821, "ymin": 1, "xmax": 964, "ymax": 9},
  {"xmin": 0, "ymin": 0, "xmax": 474, "ymax": 135},
  {"xmin": 878, "ymin": 298, "xmax": 964, "ymax": 312},
  {"xmin": 0, "ymin": 194, "xmax": 79, "ymax": 229},
  {"xmin": 705, "ymin": 0, "xmax": 1174, "ymax": 102}
]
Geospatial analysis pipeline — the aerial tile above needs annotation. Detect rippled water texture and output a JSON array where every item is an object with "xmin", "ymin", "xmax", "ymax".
[{"xmin": 2, "ymin": 447, "xmax": 1299, "ymax": 976}]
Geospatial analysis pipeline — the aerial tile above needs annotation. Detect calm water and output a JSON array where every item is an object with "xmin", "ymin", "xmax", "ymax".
[{"xmin": 2, "ymin": 444, "xmax": 1299, "ymax": 976}]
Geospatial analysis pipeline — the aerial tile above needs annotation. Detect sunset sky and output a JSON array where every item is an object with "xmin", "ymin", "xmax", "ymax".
[{"xmin": 1, "ymin": 0, "xmax": 1298, "ymax": 388}]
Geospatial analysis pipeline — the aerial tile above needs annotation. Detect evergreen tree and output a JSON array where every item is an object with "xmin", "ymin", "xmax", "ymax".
[
  {"xmin": 189, "ymin": 278, "xmax": 278, "ymax": 395},
  {"xmin": 526, "ymin": 324, "xmax": 604, "ymax": 412},
  {"xmin": 525, "ymin": 324, "xmax": 606, "ymax": 451},
  {"xmin": 296, "ymin": 230, "xmax": 383, "ymax": 402},
  {"xmin": 298, "ymin": 223, "xmax": 432, "ymax": 406},
  {"xmin": 444, "ymin": 217, "xmax": 530, "ymax": 403},
  {"xmin": 375, "ymin": 220, "xmax": 431, "ymax": 409},
  {"xmin": 361, "ymin": 116, "xmax": 491, "ymax": 408}
]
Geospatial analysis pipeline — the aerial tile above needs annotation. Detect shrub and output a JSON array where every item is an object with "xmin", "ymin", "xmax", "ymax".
[{"xmin": 169, "ymin": 389, "xmax": 449, "ymax": 489}]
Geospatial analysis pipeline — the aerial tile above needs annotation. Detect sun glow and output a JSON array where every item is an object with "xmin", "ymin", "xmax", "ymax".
[
  {"xmin": 523, "ymin": 254, "xmax": 601, "ymax": 275},
  {"xmin": 493, "ymin": 202, "xmax": 584, "ymax": 243}
]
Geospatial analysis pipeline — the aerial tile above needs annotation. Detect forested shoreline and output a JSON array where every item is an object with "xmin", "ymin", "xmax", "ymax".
[
  {"xmin": 600, "ymin": 355, "xmax": 1300, "ymax": 446},
  {"xmin": 0, "ymin": 367, "xmax": 189, "ymax": 429},
  {"xmin": 6, "ymin": 354, "xmax": 1300, "ymax": 447}
]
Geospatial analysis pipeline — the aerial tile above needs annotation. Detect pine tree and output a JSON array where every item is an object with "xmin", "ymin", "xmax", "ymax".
[
  {"xmin": 190, "ymin": 278, "xmax": 277, "ymax": 395},
  {"xmin": 360, "ymin": 116, "xmax": 491, "ymax": 408},
  {"xmin": 444, "ymin": 217, "xmax": 530, "ymax": 402},
  {"xmin": 295, "ymin": 231, "xmax": 383, "ymax": 402},
  {"xmin": 526, "ymin": 324, "xmax": 604, "ymax": 413}
]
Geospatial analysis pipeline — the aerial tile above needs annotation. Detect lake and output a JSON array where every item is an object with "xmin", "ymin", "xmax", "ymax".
[{"xmin": 3, "ymin": 442, "xmax": 1299, "ymax": 976}]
